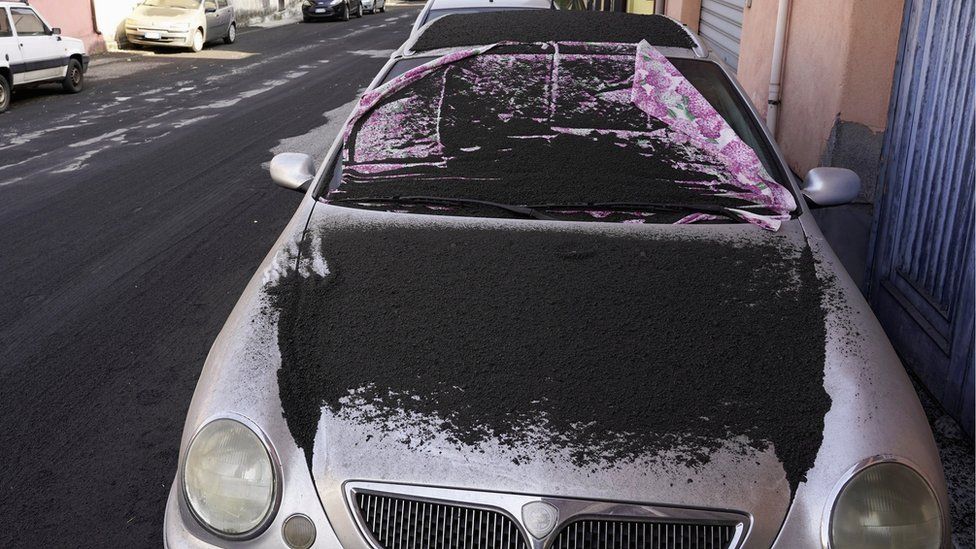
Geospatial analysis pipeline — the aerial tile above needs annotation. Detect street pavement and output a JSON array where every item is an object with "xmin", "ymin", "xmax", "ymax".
[{"xmin": 0, "ymin": 7, "xmax": 418, "ymax": 547}]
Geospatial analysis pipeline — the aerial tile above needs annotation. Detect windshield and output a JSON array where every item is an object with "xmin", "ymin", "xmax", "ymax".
[
  {"xmin": 327, "ymin": 42, "xmax": 796, "ymax": 229},
  {"xmin": 143, "ymin": 0, "xmax": 201, "ymax": 8}
]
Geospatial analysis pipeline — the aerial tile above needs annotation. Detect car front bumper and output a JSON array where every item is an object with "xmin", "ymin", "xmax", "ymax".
[
  {"xmin": 164, "ymin": 473, "xmax": 345, "ymax": 548},
  {"xmin": 125, "ymin": 27, "xmax": 193, "ymax": 48},
  {"xmin": 302, "ymin": 5, "xmax": 342, "ymax": 18}
]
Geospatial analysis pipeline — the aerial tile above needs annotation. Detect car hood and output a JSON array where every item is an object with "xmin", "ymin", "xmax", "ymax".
[
  {"xmin": 261, "ymin": 204, "xmax": 840, "ymax": 546},
  {"xmin": 131, "ymin": 5, "xmax": 195, "ymax": 21}
]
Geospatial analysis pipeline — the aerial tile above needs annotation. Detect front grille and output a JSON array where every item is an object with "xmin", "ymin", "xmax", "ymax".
[
  {"xmin": 551, "ymin": 520, "xmax": 737, "ymax": 549},
  {"xmin": 355, "ymin": 492, "xmax": 528, "ymax": 549}
]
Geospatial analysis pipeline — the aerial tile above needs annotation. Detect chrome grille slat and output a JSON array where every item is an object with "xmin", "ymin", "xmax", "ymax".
[
  {"xmin": 551, "ymin": 519, "xmax": 736, "ymax": 549},
  {"xmin": 355, "ymin": 492, "xmax": 527, "ymax": 549}
]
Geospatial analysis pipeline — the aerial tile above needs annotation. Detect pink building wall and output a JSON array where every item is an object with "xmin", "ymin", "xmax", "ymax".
[
  {"xmin": 662, "ymin": 0, "xmax": 903, "ymax": 199},
  {"xmin": 28, "ymin": 0, "xmax": 105, "ymax": 54}
]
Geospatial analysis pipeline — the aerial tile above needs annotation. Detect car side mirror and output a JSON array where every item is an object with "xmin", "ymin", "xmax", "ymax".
[
  {"xmin": 51, "ymin": 27, "xmax": 61, "ymax": 35},
  {"xmin": 270, "ymin": 153, "xmax": 315, "ymax": 191},
  {"xmin": 801, "ymin": 167, "xmax": 861, "ymax": 207}
]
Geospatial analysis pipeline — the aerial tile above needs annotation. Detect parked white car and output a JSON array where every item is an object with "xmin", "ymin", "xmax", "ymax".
[
  {"xmin": 125, "ymin": 0, "xmax": 236, "ymax": 53},
  {"xmin": 0, "ymin": 1, "xmax": 89, "ymax": 113}
]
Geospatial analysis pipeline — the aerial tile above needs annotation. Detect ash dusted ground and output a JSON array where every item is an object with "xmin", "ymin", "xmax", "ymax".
[
  {"xmin": 271, "ymin": 224, "xmax": 830, "ymax": 494},
  {"xmin": 411, "ymin": 11, "xmax": 695, "ymax": 52}
]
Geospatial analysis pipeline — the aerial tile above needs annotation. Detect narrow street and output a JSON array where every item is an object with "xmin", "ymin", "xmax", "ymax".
[{"xmin": 0, "ymin": 7, "xmax": 418, "ymax": 547}]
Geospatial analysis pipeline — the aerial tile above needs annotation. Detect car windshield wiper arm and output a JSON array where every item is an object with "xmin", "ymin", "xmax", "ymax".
[
  {"xmin": 330, "ymin": 195, "xmax": 554, "ymax": 220},
  {"xmin": 526, "ymin": 201, "xmax": 748, "ymax": 222}
]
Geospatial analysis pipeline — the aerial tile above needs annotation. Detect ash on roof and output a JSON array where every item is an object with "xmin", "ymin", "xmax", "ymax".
[
  {"xmin": 412, "ymin": 11, "xmax": 695, "ymax": 51},
  {"xmin": 272, "ymin": 224, "xmax": 831, "ymax": 495}
]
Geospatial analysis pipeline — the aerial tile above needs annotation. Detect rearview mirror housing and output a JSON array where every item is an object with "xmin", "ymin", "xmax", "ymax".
[
  {"xmin": 270, "ymin": 153, "xmax": 315, "ymax": 192},
  {"xmin": 801, "ymin": 167, "xmax": 861, "ymax": 207},
  {"xmin": 51, "ymin": 27, "xmax": 62, "ymax": 35}
]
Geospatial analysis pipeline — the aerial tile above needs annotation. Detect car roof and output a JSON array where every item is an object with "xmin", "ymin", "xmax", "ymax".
[
  {"xmin": 409, "ymin": 10, "xmax": 702, "ymax": 53},
  {"xmin": 425, "ymin": 0, "xmax": 553, "ymax": 9}
]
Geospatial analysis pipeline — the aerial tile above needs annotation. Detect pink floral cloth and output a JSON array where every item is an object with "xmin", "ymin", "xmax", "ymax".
[{"xmin": 632, "ymin": 40, "xmax": 796, "ymax": 229}]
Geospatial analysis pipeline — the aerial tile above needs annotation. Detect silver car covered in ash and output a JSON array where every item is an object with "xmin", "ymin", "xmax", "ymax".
[
  {"xmin": 125, "ymin": 0, "xmax": 236, "ymax": 53},
  {"xmin": 163, "ymin": 11, "xmax": 950, "ymax": 549}
]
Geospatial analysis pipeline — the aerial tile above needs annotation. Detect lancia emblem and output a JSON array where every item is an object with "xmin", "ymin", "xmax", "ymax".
[{"xmin": 522, "ymin": 501, "xmax": 558, "ymax": 539}]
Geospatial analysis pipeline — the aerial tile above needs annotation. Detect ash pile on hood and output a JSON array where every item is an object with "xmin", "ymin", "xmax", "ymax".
[
  {"xmin": 333, "ymin": 41, "xmax": 797, "ymax": 230},
  {"xmin": 272, "ymin": 225, "xmax": 830, "ymax": 495}
]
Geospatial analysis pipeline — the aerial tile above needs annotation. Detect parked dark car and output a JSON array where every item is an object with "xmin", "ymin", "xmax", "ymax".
[{"xmin": 302, "ymin": 0, "xmax": 363, "ymax": 22}]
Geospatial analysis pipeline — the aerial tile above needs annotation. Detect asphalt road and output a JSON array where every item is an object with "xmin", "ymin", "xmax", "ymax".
[{"xmin": 0, "ymin": 7, "xmax": 418, "ymax": 547}]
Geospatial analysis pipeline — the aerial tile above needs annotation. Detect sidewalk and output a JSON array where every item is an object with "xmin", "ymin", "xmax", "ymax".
[{"xmin": 914, "ymin": 379, "xmax": 975, "ymax": 548}]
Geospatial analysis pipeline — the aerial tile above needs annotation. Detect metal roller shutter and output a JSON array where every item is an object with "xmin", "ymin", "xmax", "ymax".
[
  {"xmin": 698, "ymin": 0, "xmax": 746, "ymax": 71},
  {"xmin": 869, "ymin": 0, "xmax": 975, "ymax": 436}
]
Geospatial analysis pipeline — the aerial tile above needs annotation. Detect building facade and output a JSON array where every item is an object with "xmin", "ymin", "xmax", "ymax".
[{"xmin": 663, "ymin": 0, "xmax": 974, "ymax": 435}]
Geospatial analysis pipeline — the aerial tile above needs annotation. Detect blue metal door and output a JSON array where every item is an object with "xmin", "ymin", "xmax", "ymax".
[{"xmin": 869, "ymin": 0, "xmax": 975, "ymax": 435}]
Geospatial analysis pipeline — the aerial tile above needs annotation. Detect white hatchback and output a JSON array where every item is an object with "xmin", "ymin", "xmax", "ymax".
[{"xmin": 0, "ymin": 1, "xmax": 88, "ymax": 113}]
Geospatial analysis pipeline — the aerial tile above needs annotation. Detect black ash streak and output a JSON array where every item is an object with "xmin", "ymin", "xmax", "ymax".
[{"xmin": 271, "ymin": 225, "xmax": 830, "ymax": 495}]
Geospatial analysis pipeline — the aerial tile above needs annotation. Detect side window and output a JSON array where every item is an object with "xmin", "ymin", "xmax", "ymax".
[
  {"xmin": 10, "ymin": 8, "xmax": 47, "ymax": 36},
  {"xmin": 217, "ymin": 0, "xmax": 228, "ymax": 8},
  {"xmin": 204, "ymin": 0, "xmax": 218, "ymax": 10},
  {"xmin": 0, "ymin": 10, "xmax": 12, "ymax": 38}
]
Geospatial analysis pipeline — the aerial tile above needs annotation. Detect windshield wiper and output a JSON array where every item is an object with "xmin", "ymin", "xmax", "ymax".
[
  {"xmin": 330, "ymin": 195, "xmax": 554, "ymax": 220},
  {"xmin": 526, "ymin": 201, "xmax": 750, "ymax": 222}
]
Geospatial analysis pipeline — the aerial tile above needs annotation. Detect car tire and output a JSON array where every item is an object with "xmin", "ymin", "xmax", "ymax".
[
  {"xmin": 340, "ymin": 3, "xmax": 350, "ymax": 21},
  {"xmin": 355, "ymin": 2, "xmax": 363, "ymax": 18},
  {"xmin": 61, "ymin": 59, "xmax": 84, "ymax": 94},
  {"xmin": 190, "ymin": 29, "xmax": 204, "ymax": 52},
  {"xmin": 303, "ymin": 14, "xmax": 311, "ymax": 22},
  {"xmin": 0, "ymin": 73, "xmax": 10, "ymax": 114},
  {"xmin": 378, "ymin": 3, "xmax": 384, "ymax": 12},
  {"xmin": 224, "ymin": 22, "xmax": 236, "ymax": 44}
]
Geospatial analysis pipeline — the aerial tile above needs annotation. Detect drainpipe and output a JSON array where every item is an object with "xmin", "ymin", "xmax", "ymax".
[
  {"xmin": 766, "ymin": 0, "xmax": 791, "ymax": 135},
  {"xmin": 90, "ymin": 0, "xmax": 100, "ymax": 34}
]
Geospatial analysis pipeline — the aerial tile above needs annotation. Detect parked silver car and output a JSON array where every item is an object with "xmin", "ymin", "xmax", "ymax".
[
  {"xmin": 362, "ymin": 0, "xmax": 386, "ymax": 14},
  {"xmin": 163, "ymin": 11, "xmax": 950, "ymax": 549},
  {"xmin": 125, "ymin": 0, "xmax": 236, "ymax": 53}
]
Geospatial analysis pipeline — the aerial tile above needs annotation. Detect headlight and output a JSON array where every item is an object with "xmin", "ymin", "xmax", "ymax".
[
  {"xmin": 182, "ymin": 418, "xmax": 277, "ymax": 537},
  {"xmin": 168, "ymin": 22, "xmax": 190, "ymax": 32},
  {"xmin": 330, "ymin": 0, "xmax": 343, "ymax": 5},
  {"xmin": 829, "ymin": 461, "xmax": 942, "ymax": 548}
]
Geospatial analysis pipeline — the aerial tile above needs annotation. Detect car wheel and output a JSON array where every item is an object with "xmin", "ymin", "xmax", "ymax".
[
  {"xmin": 61, "ymin": 59, "xmax": 84, "ymax": 93},
  {"xmin": 190, "ymin": 29, "xmax": 204, "ymax": 52},
  {"xmin": 224, "ymin": 22, "xmax": 236, "ymax": 44},
  {"xmin": 355, "ymin": 2, "xmax": 363, "ymax": 17},
  {"xmin": 0, "ymin": 74, "xmax": 10, "ymax": 114},
  {"xmin": 303, "ymin": 14, "xmax": 311, "ymax": 22},
  {"xmin": 378, "ymin": 2, "xmax": 384, "ymax": 12},
  {"xmin": 340, "ymin": 2, "xmax": 350, "ymax": 21}
]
